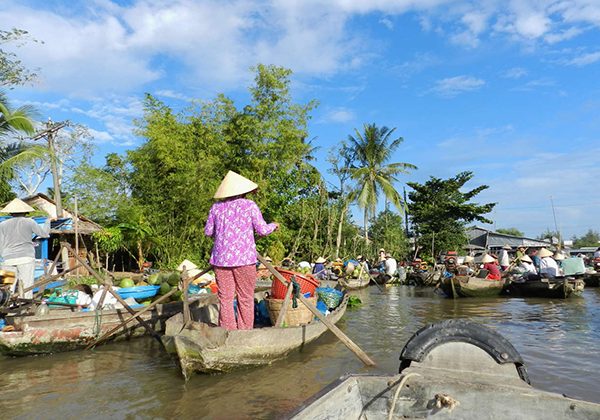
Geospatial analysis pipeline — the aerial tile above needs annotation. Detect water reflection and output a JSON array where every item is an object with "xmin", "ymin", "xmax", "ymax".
[{"xmin": 0, "ymin": 286, "xmax": 599, "ymax": 418}]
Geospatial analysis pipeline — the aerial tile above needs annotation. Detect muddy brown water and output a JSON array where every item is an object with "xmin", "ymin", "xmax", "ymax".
[{"xmin": 1, "ymin": 286, "xmax": 599, "ymax": 419}]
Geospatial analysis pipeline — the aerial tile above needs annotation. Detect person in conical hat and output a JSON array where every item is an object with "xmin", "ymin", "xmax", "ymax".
[
  {"xmin": 481, "ymin": 254, "xmax": 501, "ymax": 280},
  {"xmin": 205, "ymin": 171, "xmax": 279, "ymax": 330},
  {"xmin": 539, "ymin": 248, "xmax": 560, "ymax": 277},
  {"xmin": 518, "ymin": 254, "xmax": 537, "ymax": 275},
  {"xmin": 499, "ymin": 245, "xmax": 511, "ymax": 271},
  {"xmin": 0, "ymin": 198, "xmax": 51, "ymax": 299},
  {"xmin": 312, "ymin": 257, "xmax": 327, "ymax": 280}
]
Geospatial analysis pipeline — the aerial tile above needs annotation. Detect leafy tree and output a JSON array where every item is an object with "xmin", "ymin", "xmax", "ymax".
[
  {"xmin": 128, "ymin": 65, "xmax": 317, "ymax": 266},
  {"xmin": 536, "ymin": 229, "xmax": 561, "ymax": 243},
  {"xmin": 0, "ymin": 28, "xmax": 40, "ymax": 87},
  {"xmin": 407, "ymin": 171, "xmax": 495, "ymax": 258},
  {"xmin": 572, "ymin": 229, "xmax": 600, "ymax": 248},
  {"xmin": 368, "ymin": 208, "xmax": 410, "ymax": 260},
  {"xmin": 347, "ymin": 123, "xmax": 416, "ymax": 242},
  {"xmin": 496, "ymin": 227, "xmax": 524, "ymax": 237}
]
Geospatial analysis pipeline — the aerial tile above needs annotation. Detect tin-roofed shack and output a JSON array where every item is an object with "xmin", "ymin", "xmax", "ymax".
[
  {"xmin": 466, "ymin": 226, "xmax": 552, "ymax": 251},
  {"xmin": 21, "ymin": 193, "xmax": 103, "ymax": 277}
]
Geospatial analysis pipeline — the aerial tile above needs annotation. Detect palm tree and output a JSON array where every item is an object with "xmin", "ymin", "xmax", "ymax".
[
  {"xmin": 0, "ymin": 92, "xmax": 35, "ymax": 136},
  {"xmin": 348, "ymin": 123, "xmax": 416, "ymax": 242}
]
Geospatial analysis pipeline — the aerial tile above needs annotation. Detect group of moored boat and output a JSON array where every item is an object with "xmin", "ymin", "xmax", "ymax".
[{"xmin": 2, "ymin": 264, "xmax": 600, "ymax": 418}]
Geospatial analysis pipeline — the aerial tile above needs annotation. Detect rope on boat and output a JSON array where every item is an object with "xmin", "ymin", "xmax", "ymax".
[{"xmin": 387, "ymin": 372, "xmax": 421, "ymax": 420}]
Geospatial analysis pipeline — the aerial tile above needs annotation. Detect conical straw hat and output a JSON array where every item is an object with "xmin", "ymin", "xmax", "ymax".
[
  {"xmin": 315, "ymin": 257, "xmax": 326, "ymax": 263},
  {"xmin": 538, "ymin": 248, "xmax": 553, "ymax": 258},
  {"xmin": 463, "ymin": 256, "xmax": 474, "ymax": 263},
  {"xmin": 213, "ymin": 171, "xmax": 258, "ymax": 199},
  {"xmin": 553, "ymin": 252, "xmax": 566, "ymax": 260},
  {"xmin": 177, "ymin": 259, "xmax": 198, "ymax": 272},
  {"xmin": 481, "ymin": 254, "xmax": 495, "ymax": 263},
  {"xmin": 0, "ymin": 198, "xmax": 34, "ymax": 214},
  {"xmin": 520, "ymin": 254, "xmax": 533, "ymax": 263}
]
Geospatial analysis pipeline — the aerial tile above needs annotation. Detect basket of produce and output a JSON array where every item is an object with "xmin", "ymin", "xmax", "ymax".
[
  {"xmin": 266, "ymin": 296, "xmax": 317, "ymax": 326},
  {"xmin": 270, "ymin": 268, "xmax": 320, "ymax": 299},
  {"xmin": 315, "ymin": 287, "xmax": 343, "ymax": 309},
  {"xmin": 116, "ymin": 285, "xmax": 160, "ymax": 300}
]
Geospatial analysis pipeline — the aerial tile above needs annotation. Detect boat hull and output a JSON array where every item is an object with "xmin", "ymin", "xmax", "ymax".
[
  {"xmin": 505, "ymin": 277, "xmax": 584, "ymax": 298},
  {"xmin": 163, "ymin": 295, "xmax": 349, "ymax": 377},
  {"xmin": 439, "ymin": 276, "xmax": 505, "ymax": 298},
  {"xmin": 583, "ymin": 273, "xmax": 600, "ymax": 287},
  {"xmin": 0, "ymin": 295, "xmax": 215, "ymax": 356}
]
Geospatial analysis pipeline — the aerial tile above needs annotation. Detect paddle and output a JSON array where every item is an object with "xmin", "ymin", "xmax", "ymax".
[{"xmin": 258, "ymin": 254, "xmax": 376, "ymax": 367}]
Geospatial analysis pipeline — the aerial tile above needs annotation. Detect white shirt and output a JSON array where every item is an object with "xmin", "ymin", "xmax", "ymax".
[
  {"xmin": 499, "ymin": 250, "xmax": 510, "ymax": 267},
  {"xmin": 519, "ymin": 261, "xmax": 537, "ymax": 274},
  {"xmin": 385, "ymin": 258, "xmax": 397, "ymax": 276},
  {"xmin": 540, "ymin": 257, "xmax": 561, "ymax": 277},
  {"xmin": 594, "ymin": 251, "xmax": 600, "ymax": 258}
]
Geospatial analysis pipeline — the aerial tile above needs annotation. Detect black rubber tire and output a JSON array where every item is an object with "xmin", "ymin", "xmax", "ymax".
[{"xmin": 399, "ymin": 319, "xmax": 530, "ymax": 384}]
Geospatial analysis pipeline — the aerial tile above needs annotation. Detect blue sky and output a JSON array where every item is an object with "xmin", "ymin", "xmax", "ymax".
[{"xmin": 2, "ymin": 0, "xmax": 600, "ymax": 239}]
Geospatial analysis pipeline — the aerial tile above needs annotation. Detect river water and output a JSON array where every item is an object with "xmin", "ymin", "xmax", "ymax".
[{"xmin": 1, "ymin": 286, "xmax": 599, "ymax": 419}]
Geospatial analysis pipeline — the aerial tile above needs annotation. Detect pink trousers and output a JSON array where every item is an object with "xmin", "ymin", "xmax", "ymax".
[{"xmin": 214, "ymin": 264, "xmax": 257, "ymax": 330}]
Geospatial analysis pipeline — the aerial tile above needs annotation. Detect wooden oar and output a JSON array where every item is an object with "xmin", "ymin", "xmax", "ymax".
[
  {"xmin": 275, "ymin": 281, "xmax": 295, "ymax": 327},
  {"xmin": 258, "ymin": 254, "xmax": 376, "ymax": 367}
]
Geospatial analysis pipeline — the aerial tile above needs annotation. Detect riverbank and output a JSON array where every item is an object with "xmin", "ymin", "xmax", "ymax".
[{"xmin": 1, "ymin": 286, "xmax": 599, "ymax": 418}]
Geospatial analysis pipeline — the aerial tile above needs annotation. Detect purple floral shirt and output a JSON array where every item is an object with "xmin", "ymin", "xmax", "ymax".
[{"xmin": 204, "ymin": 198, "xmax": 277, "ymax": 267}]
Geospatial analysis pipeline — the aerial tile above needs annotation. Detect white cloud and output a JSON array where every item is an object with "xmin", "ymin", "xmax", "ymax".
[
  {"xmin": 502, "ymin": 67, "xmax": 528, "ymax": 79},
  {"xmin": 566, "ymin": 51, "xmax": 600, "ymax": 66},
  {"xmin": 429, "ymin": 75, "xmax": 485, "ymax": 97},
  {"xmin": 379, "ymin": 17, "xmax": 394, "ymax": 30},
  {"xmin": 322, "ymin": 107, "xmax": 356, "ymax": 123}
]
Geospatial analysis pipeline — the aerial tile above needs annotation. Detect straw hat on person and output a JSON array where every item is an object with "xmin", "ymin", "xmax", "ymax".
[
  {"xmin": 538, "ymin": 248, "xmax": 553, "ymax": 258},
  {"xmin": 213, "ymin": 171, "xmax": 258, "ymax": 199},
  {"xmin": 0, "ymin": 198, "xmax": 34, "ymax": 214},
  {"xmin": 481, "ymin": 254, "xmax": 495, "ymax": 263},
  {"xmin": 315, "ymin": 257, "xmax": 326, "ymax": 263},
  {"xmin": 502, "ymin": 244, "xmax": 512, "ymax": 250},
  {"xmin": 553, "ymin": 252, "xmax": 566, "ymax": 261},
  {"xmin": 177, "ymin": 259, "xmax": 198, "ymax": 272},
  {"xmin": 464, "ymin": 255, "xmax": 474, "ymax": 263},
  {"xmin": 520, "ymin": 255, "xmax": 533, "ymax": 263},
  {"xmin": 264, "ymin": 256, "xmax": 273, "ymax": 262}
]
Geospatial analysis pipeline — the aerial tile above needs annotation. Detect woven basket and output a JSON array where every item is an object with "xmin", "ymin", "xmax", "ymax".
[{"xmin": 266, "ymin": 296, "xmax": 317, "ymax": 327}]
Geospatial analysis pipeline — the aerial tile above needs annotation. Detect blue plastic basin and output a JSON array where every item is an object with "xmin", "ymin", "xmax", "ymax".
[{"xmin": 116, "ymin": 285, "xmax": 160, "ymax": 300}]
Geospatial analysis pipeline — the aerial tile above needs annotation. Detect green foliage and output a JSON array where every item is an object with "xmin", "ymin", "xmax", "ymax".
[
  {"xmin": 92, "ymin": 227, "xmax": 124, "ymax": 254},
  {"xmin": 126, "ymin": 65, "xmax": 316, "ymax": 266},
  {"xmin": 572, "ymin": 229, "xmax": 600, "ymax": 248},
  {"xmin": 496, "ymin": 227, "xmax": 524, "ymax": 237},
  {"xmin": 368, "ymin": 208, "xmax": 410, "ymax": 260},
  {"xmin": 407, "ymin": 171, "xmax": 496, "ymax": 258},
  {"xmin": 0, "ymin": 28, "xmax": 40, "ymax": 87},
  {"xmin": 347, "ymin": 123, "xmax": 416, "ymax": 241},
  {"xmin": 536, "ymin": 229, "xmax": 560, "ymax": 242}
]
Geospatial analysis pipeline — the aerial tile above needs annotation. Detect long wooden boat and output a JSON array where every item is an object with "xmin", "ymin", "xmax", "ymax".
[
  {"xmin": 338, "ymin": 276, "xmax": 370, "ymax": 290},
  {"xmin": 438, "ymin": 275, "xmax": 505, "ymax": 298},
  {"xmin": 505, "ymin": 276, "xmax": 585, "ymax": 298},
  {"xmin": 162, "ymin": 294, "xmax": 349, "ymax": 378},
  {"xmin": 583, "ymin": 272, "xmax": 600, "ymax": 287},
  {"xmin": 0, "ymin": 295, "xmax": 215, "ymax": 356},
  {"xmin": 406, "ymin": 268, "xmax": 441, "ymax": 286},
  {"xmin": 291, "ymin": 319, "xmax": 600, "ymax": 419}
]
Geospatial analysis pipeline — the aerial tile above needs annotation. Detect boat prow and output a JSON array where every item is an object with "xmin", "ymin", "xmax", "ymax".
[{"xmin": 291, "ymin": 319, "xmax": 600, "ymax": 419}]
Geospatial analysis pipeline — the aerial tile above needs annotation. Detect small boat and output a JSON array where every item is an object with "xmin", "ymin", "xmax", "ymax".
[
  {"xmin": 438, "ymin": 274, "xmax": 505, "ymax": 298},
  {"xmin": 583, "ymin": 272, "xmax": 600, "ymax": 287},
  {"xmin": 406, "ymin": 267, "xmax": 442, "ymax": 286},
  {"xmin": 505, "ymin": 275, "xmax": 585, "ymax": 299},
  {"xmin": 338, "ymin": 276, "xmax": 370, "ymax": 290},
  {"xmin": 291, "ymin": 319, "xmax": 600, "ymax": 419},
  {"xmin": 0, "ymin": 295, "xmax": 214, "ymax": 356},
  {"xmin": 162, "ymin": 293, "xmax": 349, "ymax": 378}
]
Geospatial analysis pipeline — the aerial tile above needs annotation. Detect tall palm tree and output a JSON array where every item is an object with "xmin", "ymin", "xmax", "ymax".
[{"xmin": 348, "ymin": 123, "xmax": 416, "ymax": 242}]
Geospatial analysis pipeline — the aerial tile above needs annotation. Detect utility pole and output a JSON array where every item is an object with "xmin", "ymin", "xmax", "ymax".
[
  {"xmin": 31, "ymin": 119, "xmax": 69, "ymax": 218},
  {"xmin": 550, "ymin": 195, "xmax": 561, "ymax": 249}
]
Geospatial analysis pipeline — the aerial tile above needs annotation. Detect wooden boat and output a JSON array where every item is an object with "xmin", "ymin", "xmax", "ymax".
[
  {"xmin": 338, "ymin": 276, "xmax": 370, "ymax": 290},
  {"xmin": 438, "ymin": 274, "xmax": 505, "ymax": 298},
  {"xmin": 291, "ymin": 319, "xmax": 600, "ymax": 419},
  {"xmin": 162, "ymin": 294, "xmax": 349, "ymax": 378},
  {"xmin": 406, "ymin": 267, "xmax": 442, "ymax": 286},
  {"xmin": 505, "ymin": 275, "xmax": 585, "ymax": 298},
  {"xmin": 0, "ymin": 295, "xmax": 215, "ymax": 356},
  {"xmin": 583, "ymin": 272, "xmax": 600, "ymax": 287}
]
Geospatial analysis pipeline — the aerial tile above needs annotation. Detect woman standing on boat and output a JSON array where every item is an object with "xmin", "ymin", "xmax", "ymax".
[{"xmin": 205, "ymin": 171, "xmax": 278, "ymax": 330}]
